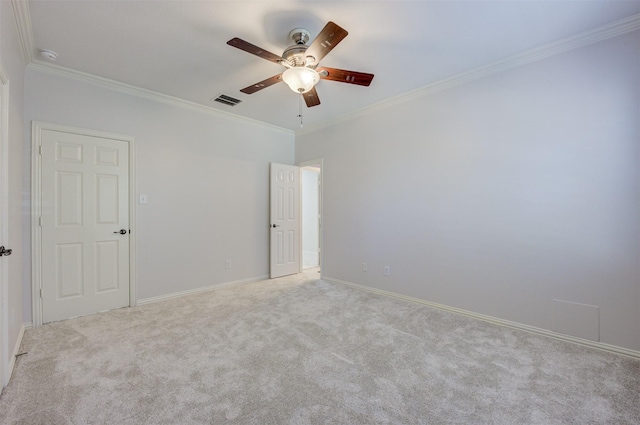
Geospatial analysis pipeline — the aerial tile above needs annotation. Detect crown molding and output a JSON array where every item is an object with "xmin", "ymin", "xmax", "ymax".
[
  {"xmin": 11, "ymin": 1, "xmax": 638, "ymax": 138},
  {"xmin": 28, "ymin": 61, "xmax": 294, "ymax": 135},
  {"xmin": 11, "ymin": 0, "xmax": 35, "ymax": 66},
  {"xmin": 297, "ymin": 12, "xmax": 640, "ymax": 137},
  {"xmin": 13, "ymin": 0, "xmax": 291, "ymax": 134}
]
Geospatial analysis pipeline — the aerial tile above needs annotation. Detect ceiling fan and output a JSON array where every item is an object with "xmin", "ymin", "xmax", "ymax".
[{"xmin": 227, "ymin": 21, "xmax": 374, "ymax": 107}]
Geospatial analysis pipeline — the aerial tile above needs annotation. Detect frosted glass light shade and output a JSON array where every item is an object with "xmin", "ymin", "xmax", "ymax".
[{"xmin": 282, "ymin": 67, "xmax": 320, "ymax": 93}]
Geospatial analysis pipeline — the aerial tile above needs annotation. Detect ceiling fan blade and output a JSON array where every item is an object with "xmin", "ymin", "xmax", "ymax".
[
  {"xmin": 240, "ymin": 74, "xmax": 283, "ymax": 94},
  {"xmin": 303, "ymin": 87, "xmax": 321, "ymax": 107},
  {"xmin": 318, "ymin": 67, "xmax": 374, "ymax": 86},
  {"xmin": 304, "ymin": 22, "xmax": 348, "ymax": 66},
  {"xmin": 227, "ymin": 38, "xmax": 284, "ymax": 64}
]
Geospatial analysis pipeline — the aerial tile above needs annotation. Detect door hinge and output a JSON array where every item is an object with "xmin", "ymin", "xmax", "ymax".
[
  {"xmin": 39, "ymin": 289, "xmax": 42, "ymax": 298},
  {"xmin": 38, "ymin": 216, "xmax": 42, "ymax": 226},
  {"xmin": 39, "ymin": 145, "xmax": 42, "ymax": 155}
]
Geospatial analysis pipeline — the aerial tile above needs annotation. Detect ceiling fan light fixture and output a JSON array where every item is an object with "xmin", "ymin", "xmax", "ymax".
[
  {"xmin": 282, "ymin": 67, "xmax": 320, "ymax": 93},
  {"xmin": 228, "ymin": 21, "xmax": 373, "ymax": 108}
]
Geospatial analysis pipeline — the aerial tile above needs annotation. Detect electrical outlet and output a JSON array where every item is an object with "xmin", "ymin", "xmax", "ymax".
[
  {"xmin": 362, "ymin": 262, "xmax": 368, "ymax": 272},
  {"xmin": 384, "ymin": 266, "xmax": 390, "ymax": 276},
  {"xmin": 225, "ymin": 260, "xmax": 231, "ymax": 269}
]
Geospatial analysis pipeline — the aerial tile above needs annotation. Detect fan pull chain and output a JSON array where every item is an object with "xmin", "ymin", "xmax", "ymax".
[{"xmin": 298, "ymin": 94, "xmax": 304, "ymax": 128}]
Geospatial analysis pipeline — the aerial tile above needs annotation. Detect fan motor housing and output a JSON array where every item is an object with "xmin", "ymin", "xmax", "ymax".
[
  {"xmin": 282, "ymin": 45, "xmax": 308, "ymax": 66},
  {"xmin": 283, "ymin": 28, "xmax": 315, "ymax": 67}
]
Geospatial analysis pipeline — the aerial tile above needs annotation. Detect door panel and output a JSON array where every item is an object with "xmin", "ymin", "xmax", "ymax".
[
  {"xmin": 96, "ymin": 174, "xmax": 118, "ymax": 223},
  {"xmin": 270, "ymin": 163, "xmax": 300, "ymax": 278},
  {"xmin": 95, "ymin": 240, "xmax": 119, "ymax": 293},
  {"xmin": 56, "ymin": 141, "xmax": 82, "ymax": 162},
  {"xmin": 56, "ymin": 243, "xmax": 83, "ymax": 298},
  {"xmin": 57, "ymin": 172, "xmax": 83, "ymax": 225},
  {"xmin": 41, "ymin": 130, "xmax": 129, "ymax": 323}
]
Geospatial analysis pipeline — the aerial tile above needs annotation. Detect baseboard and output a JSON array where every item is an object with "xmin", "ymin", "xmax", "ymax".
[
  {"xmin": 137, "ymin": 275, "xmax": 269, "ymax": 305},
  {"xmin": 323, "ymin": 276, "xmax": 640, "ymax": 360}
]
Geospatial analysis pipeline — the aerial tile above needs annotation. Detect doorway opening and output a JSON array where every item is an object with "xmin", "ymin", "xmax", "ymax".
[{"xmin": 299, "ymin": 159, "xmax": 323, "ymax": 274}]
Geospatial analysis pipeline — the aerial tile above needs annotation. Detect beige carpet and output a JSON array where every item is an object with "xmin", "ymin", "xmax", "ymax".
[{"xmin": 1, "ymin": 270, "xmax": 638, "ymax": 424}]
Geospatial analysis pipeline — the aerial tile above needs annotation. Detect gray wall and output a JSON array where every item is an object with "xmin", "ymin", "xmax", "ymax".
[
  {"xmin": 1, "ymin": 0, "xmax": 26, "ymax": 368},
  {"xmin": 296, "ymin": 33, "xmax": 640, "ymax": 351},
  {"xmin": 8, "ymin": 9, "xmax": 640, "ymax": 355},
  {"xmin": 23, "ymin": 68, "xmax": 294, "ymax": 318}
]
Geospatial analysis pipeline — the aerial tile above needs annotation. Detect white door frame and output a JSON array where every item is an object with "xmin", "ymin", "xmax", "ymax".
[
  {"xmin": 297, "ymin": 158, "xmax": 323, "ymax": 278},
  {"xmin": 0, "ymin": 69, "xmax": 10, "ymax": 387},
  {"xmin": 31, "ymin": 122, "xmax": 137, "ymax": 327}
]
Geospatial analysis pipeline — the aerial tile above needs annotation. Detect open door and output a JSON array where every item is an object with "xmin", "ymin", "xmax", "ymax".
[{"xmin": 270, "ymin": 163, "xmax": 300, "ymax": 278}]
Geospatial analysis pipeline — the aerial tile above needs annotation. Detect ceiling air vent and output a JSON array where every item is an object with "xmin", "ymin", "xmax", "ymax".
[{"xmin": 212, "ymin": 94, "xmax": 242, "ymax": 107}]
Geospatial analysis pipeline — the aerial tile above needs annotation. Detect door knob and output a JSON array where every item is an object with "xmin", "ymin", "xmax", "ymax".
[
  {"xmin": 113, "ymin": 229, "xmax": 128, "ymax": 235},
  {"xmin": 271, "ymin": 224, "xmax": 280, "ymax": 228},
  {"xmin": 0, "ymin": 246, "xmax": 12, "ymax": 256}
]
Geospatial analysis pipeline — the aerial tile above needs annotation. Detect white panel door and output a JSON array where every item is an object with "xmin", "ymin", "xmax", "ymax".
[
  {"xmin": 270, "ymin": 163, "xmax": 300, "ymax": 278},
  {"xmin": 41, "ymin": 130, "xmax": 130, "ymax": 323}
]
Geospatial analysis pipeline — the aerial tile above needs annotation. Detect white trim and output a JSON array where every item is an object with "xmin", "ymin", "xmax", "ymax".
[
  {"xmin": 127, "ymin": 132, "xmax": 137, "ymax": 308},
  {"xmin": 297, "ymin": 13, "xmax": 640, "ymax": 136},
  {"xmin": 297, "ymin": 158, "xmax": 324, "ymax": 280},
  {"xmin": 324, "ymin": 276, "xmax": 640, "ymax": 360},
  {"xmin": 137, "ymin": 275, "xmax": 268, "ymax": 305},
  {"xmin": 6, "ymin": 323, "xmax": 25, "ymax": 386},
  {"xmin": 0, "ymin": 74, "xmax": 9, "ymax": 389},
  {"xmin": 30, "ymin": 123, "xmax": 41, "ymax": 327},
  {"xmin": 31, "ymin": 122, "xmax": 137, "ymax": 326},
  {"xmin": 27, "ymin": 63, "xmax": 294, "ymax": 136},
  {"xmin": 11, "ymin": 0, "xmax": 35, "ymax": 65}
]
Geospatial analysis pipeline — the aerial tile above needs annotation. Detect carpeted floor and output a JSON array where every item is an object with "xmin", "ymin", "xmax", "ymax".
[{"xmin": 1, "ymin": 269, "xmax": 638, "ymax": 424}]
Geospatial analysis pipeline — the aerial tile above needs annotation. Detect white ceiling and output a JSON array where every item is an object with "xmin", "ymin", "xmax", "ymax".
[{"xmin": 24, "ymin": 1, "xmax": 640, "ymax": 131}]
